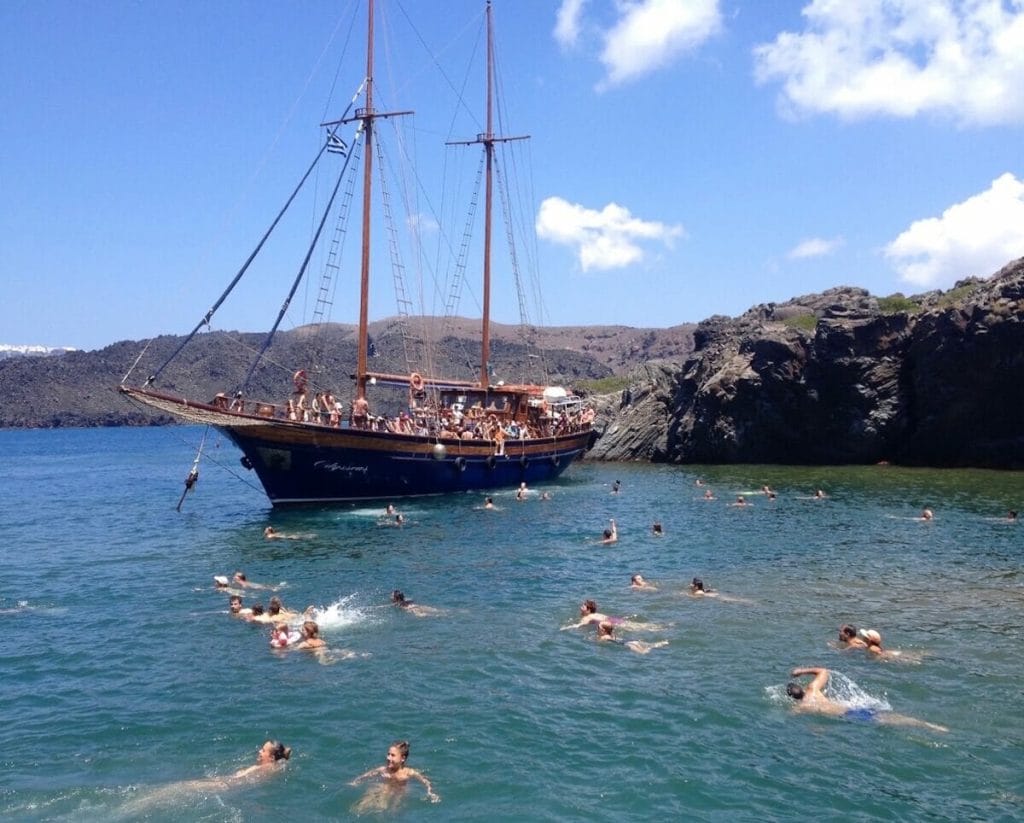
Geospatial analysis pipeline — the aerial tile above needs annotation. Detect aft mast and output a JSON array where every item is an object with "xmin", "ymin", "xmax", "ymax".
[{"xmin": 450, "ymin": 1, "xmax": 528, "ymax": 388}]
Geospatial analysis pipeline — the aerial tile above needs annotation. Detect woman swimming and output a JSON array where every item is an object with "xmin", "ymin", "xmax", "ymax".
[
  {"xmin": 596, "ymin": 620, "xmax": 668, "ymax": 654},
  {"xmin": 121, "ymin": 740, "xmax": 291, "ymax": 814},
  {"xmin": 350, "ymin": 740, "xmax": 440, "ymax": 810}
]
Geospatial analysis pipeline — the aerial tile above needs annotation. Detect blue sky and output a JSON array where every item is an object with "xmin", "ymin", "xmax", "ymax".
[{"xmin": 3, "ymin": 0, "xmax": 1023, "ymax": 351}]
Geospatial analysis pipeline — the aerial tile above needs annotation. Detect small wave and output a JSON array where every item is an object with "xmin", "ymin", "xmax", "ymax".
[{"xmin": 0, "ymin": 601, "xmax": 68, "ymax": 617}]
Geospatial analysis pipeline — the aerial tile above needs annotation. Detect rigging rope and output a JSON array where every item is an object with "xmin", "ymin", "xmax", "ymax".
[
  {"xmin": 176, "ymin": 425, "xmax": 208, "ymax": 512},
  {"xmin": 144, "ymin": 95, "xmax": 363, "ymax": 387},
  {"xmin": 239, "ymin": 124, "xmax": 364, "ymax": 394}
]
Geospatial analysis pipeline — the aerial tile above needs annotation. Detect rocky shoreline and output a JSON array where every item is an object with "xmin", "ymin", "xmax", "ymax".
[{"xmin": 590, "ymin": 257, "xmax": 1024, "ymax": 468}]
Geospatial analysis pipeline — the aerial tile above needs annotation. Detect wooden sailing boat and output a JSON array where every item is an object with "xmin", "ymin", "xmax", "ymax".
[{"xmin": 120, "ymin": 1, "xmax": 595, "ymax": 505}]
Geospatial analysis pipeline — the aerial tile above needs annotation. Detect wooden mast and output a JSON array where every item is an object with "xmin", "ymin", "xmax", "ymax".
[
  {"xmin": 480, "ymin": 0, "xmax": 494, "ymax": 389},
  {"xmin": 331, "ymin": 0, "xmax": 410, "ymax": 399},
  {"xmin": 449, "ymin": 1, "xmax": 528, "ymax": 388},
  {"xmin": 355, "ymin": 0, "xmax": 375, "ymax": 400}
]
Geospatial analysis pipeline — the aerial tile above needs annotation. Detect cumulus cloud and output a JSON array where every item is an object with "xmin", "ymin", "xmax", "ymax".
[
  {"xmin": 554, "ymin": 0, "xmax": 721, "ymax": 87},
  {"xmin": 554, "ymin": 0, "xmax": 589, "ymax": 49},
  {"xmin": 536, "ymin": 196, "xmax": 685, "ymax": 272},
  {"xmin": 788, "ymin": 236, "xmax": 845, "ymax": 259},
  {"xmin": 884, "ymin": 173, "xmax": 1024, "ymax": 286},
  {"xmin": 753, "ymin": 0, "xmax": 1024, "ymax": 125},
  {"xmin": 600, "ymin": 0, "xmax": 722, "ymax": 87}
]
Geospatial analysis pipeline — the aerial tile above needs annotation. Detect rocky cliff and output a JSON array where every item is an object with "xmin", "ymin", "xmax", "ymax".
[{"xmin": 590, "ymin": 257, "xmax": 1024, "ymax": 468}]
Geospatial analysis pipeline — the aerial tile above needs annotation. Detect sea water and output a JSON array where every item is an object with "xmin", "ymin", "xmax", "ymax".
[{"xmin": 1, "ymin": 426, "xmax": 1023, "ymax": 821}]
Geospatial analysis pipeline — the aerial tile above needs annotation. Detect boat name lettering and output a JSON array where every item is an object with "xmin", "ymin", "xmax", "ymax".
[{"xmin": 314, "ymin": 461, "xmax": 369, "ymax": 475}]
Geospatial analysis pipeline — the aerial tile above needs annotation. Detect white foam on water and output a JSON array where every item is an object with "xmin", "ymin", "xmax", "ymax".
[
  {"xmin": 825, "ymin": 671, "xmax": 892, "ymax": 711},
  {"xmin": 307, "ymin": 594, "xmax": 375, "ymax": 632}
]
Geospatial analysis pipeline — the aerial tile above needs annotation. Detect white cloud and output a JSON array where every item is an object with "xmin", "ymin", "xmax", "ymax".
[
  {"xmin": 554, "ymin": 0, "xmax": 590, "ymax": 49},
  {"xmin": 754, "ymin": 0, "xmax": 1024, "ymax": 125},
  {"xmin": 600, "ymin": 0, "xmax": 722, "ymax": 87},
  {"xmin": 553, "ymin": 0, "xmax": 721, "ymax": 87},
  {"xmin": 884, "ymin": 173, "xmax": 1024, "ymax": 286},
  {"xmin": 536, "ymin": 196, "xmax": 684, "ymax": 272},
  {"xmin": 788, "ymin": 236, "xmax": 845, "ymax": 259}
]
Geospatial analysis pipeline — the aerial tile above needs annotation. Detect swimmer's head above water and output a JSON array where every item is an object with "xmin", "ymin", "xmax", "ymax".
[
  {"xmin": 785, "ymin": 682, "xmax": 805, "ymax": 701},
  {"xmin": 258, "ymin": 740, "xmax": 292, "ymax": 764},
  {"xmin": 580, "ymin": 599, "xmax": 598, "ymax": 615},
  {"xmin": 691, "ymin": 577, "xmax": 706, "ymax": 592},
  {"xmin": 839, "ymin": 623, "xmax": 857, "ymax": 641},
  {"xmin": 386, "ymin": 740, "xmax": 411, "ymax": 770}
]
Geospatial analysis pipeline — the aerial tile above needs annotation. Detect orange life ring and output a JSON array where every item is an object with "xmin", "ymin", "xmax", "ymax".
[{"xmin": 409, "ymin": 372, "xmax": 425, "ymax": 392}]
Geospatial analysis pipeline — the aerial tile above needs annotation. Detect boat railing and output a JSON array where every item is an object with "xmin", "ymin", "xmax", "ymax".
[{"xmin": 207, "ymin": 389, "xmax": 593, "ymax": 438}]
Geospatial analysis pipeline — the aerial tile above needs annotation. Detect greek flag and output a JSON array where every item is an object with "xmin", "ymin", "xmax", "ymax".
[{"xmin": 326, "ymin": 132, "xmax": 348, "ymax": 155}]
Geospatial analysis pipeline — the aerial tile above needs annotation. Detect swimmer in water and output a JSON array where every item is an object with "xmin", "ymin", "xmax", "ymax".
[
  {"xmin": 687, "ymin": 577, "xmax": 751, "ymax": 604},
  {"xmin": 386, "ymin": 504, "xmax": 396, "ymax": 515},
  {"xmin": 701, "ymin": 489, "xmax": 715, "ymax": 501},
  {"xmin": 600, "ymin": 518, "xmax": 618, "ymax": 544},
  {"xmin": 689, "ymin": 577, "xmax": 717, "ymax": 597},
  {"xmin": 596, "ymin": 620, "xmax": 668, "ymax": 654},
  {"xmin": 251, "ymin": 595, "xmax": 299, "ymax": 624},
  {"xmin": 264, "ymin": 526, "xmax": 304, "ymax": 540},
  {"xmin": 630, "ymin": 574, "xmax": 657, "ymax": 591},
  {"xmin": 483, "ymin": 496, "xmax": 495, "ymax": 509},
  {"xmin": 651, "ymin": 522, "xmax": 663, "ymax": 536},
  {"xmin": 228, "ymin": 595, "xmax": 253, "ymax": 619},
  {"xmin": 813, "ymin": 489, "xmax": 827, "ymax": 499},
  {"xmin": 785, "ymin": 667, "xmax": 946, "ymax": 731},
  {"xmin": 836, "ymin": 623, "xmax": 868, "ymax": 649},
  {"xmin": 516, "ymin": 482, "xmax": 528, "ymax": 501},
  {"xmin": 293, "ymin": 620, "xmax": 326, "ymax": 650},
  {"xmin": 269, "ymin": 624, "xmax": 298, "ymax": 648},
  {"xmin": 540, "ymin": 491, "xmax": 552, "ymax": 500},
  {"xmin": 232, "ymin": 570, "xmax": 271, "ymax": 590},
  {"xmin": 856, "ymin": 628, "xmax": 916, "ymax": 661},
  {"xmin": 730, "ymin": 495, "xmax": 751, "ymax": 507},
  {"xmin": 122, "ymin": 740, "xmax": 291, "ymax": 814},
  {"xmin": 611, "ymin": 479, "xmax": 621, "ymax": 494},
  {"xmin": 561, "ymin": 599, "xmax": 610, "ymax": 630},
  {"xmin": 918, "ymin": 508, "xmax": 934, "ymax": 521},
  {"xmin": 350, "ymin": 740, "xmax": 440, "ymax": 810},
  {"xmin": 391, "ymin": 590, "xmax": 439, "ymax": 618}
]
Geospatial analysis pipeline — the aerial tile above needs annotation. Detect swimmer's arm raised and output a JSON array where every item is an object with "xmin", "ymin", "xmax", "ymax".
[{"xmin": 791, "ymin": 667, "xmax": 829, "ymax": 692}]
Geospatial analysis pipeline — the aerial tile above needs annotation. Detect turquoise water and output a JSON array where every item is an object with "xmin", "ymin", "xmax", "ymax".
[{"xmin": 2, "ymin": 426, "xmax": 1023, "ymax": 821}]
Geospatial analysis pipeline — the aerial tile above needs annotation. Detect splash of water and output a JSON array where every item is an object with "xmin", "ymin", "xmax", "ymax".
[{"xmin": 307, "ymin": 594, "xmax": 374, "ymax": 632}]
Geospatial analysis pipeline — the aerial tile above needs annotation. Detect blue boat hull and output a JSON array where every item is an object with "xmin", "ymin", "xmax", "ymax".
[{"xmin": 223, "ymin": 422, "xmax": 592, "ymax": 505}]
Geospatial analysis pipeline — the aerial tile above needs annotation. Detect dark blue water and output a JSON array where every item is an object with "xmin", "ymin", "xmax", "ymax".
[{"xmin": 2, "ymin": 427, "xmax": 1023, "ymax": 821}]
